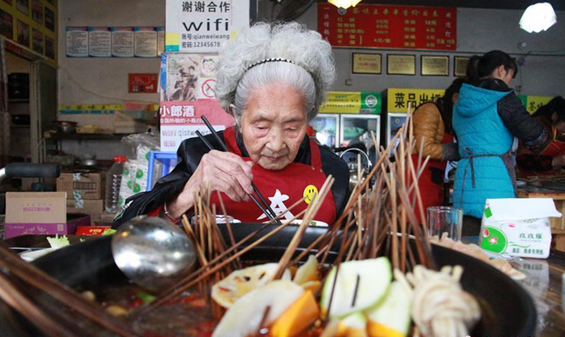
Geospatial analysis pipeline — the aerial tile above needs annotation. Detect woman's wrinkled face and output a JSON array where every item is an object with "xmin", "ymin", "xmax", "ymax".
[{"xmin": 240, "ymin": 83, "xmax": 308, "ymax": 170}]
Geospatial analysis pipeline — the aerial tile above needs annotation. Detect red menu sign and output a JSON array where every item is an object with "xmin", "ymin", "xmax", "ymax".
[
  {"xmin": 128, "ymin": 73, "xmax": 158, "ymax": 93},
  {"xmin": 318, "ymin": 3, "xmax": 456, "ymax": 51}
]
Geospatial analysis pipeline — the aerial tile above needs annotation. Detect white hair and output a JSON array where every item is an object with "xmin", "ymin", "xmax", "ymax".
[{"xmin": 215, "ymin": 22, "xmax": 336, "ymax": 124}]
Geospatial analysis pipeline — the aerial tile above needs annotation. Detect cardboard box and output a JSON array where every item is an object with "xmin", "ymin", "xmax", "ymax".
[
  {"xmin": 95, "ymin": 212, "xmax": 117, "ymax": 224},
  {"xmin": 5, "ymin": 192, "xmax": 91, "ymax": 238},
  {"xmin": 5, "ymin": 214, "xmax": 91, "ymax": 238},
  {"xmin": 480, "ymin": 198, "xmax": 562, "ymax": 259},
  {"xmin": 6, "ymin": 192, "xmax": 67, "ymax": 224},
  {"xmin": 57, "ymin": 171, "xmax": 106, "ymax": 200},
  {"xmin": 66, "ymin": 199, "xmax": 104, "ymax": 215}
]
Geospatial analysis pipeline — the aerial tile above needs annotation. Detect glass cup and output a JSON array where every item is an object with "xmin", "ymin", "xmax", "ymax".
[{"xmin": 427, "ymin": 206, "xmax": 463, "ymax": 241}]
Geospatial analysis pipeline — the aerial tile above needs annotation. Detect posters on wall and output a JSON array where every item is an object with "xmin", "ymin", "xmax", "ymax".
[
  {"xmin": 0, "ymin": 9, "xmax": 12, "ymax": 40},
  {"xmin": 0, "ymin": 0, "xmax": 57, "ymax": 61},
  {"xmin": 165, "ymin": 0, "xmax": 250, "ymax": 53},
  {"xmin": 31, "ymin": 0, "xmax": 41, "ymax": 24},
  {"xmin": 16, "ymin": 19, "xmax": 29, "ymax": 47},
  {"xmin": 15, "ymin": 0, "xmax": 27, "ymax": 15},
  {"xmin": 157, "ymin": 27, "xmax": 165, "ymax": 56},
  {"xmin": 66, "ymin": 26, "xmax": 164, "ymax": 58},
  {"xmin": 66, "ymin": 27, "xmax": 88, "ymax": 57},
  {"xmin": 44, "ymin": 6, "xmax": 53, "ymax": 31},
  {"xmin": 160, "ymin": 100, "xmax": 234, "ymax": 152},
  {"xmin": 134, "ymin": 27, "xmax": 157, "ymax": 57},
  {"xmin": 31, "ymin": 27, "xmax": 42, "ymax": 54},
  {"xmin": 163, "ymin": 53, "xmax": 218, "ymax": 102},
  {"xmin": 159, "ymin": 51, "xmax": 228, "ymax": 152},
  {"xmin": 44, "ymin": 35, "xmax": 54, "ymax": 58},
  {"xmin": 88, "ymin": 27, "xmax": 111, "ymax": 57},
  {"xmin": 111, "ymin": 27, "xmax": 134, "ymax": 57}
]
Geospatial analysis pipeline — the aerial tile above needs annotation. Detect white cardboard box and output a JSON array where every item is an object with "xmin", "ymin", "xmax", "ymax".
[{"xmin": 480, "ymin": 198, "xmax": 561, "ymax": 259}]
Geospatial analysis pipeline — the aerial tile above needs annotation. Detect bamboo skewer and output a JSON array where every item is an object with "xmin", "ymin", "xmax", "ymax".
[
  {"xmin": 0, "ymin": 272, "xmax": 78, "ymax": 337},
  {"xmin": 135, "ymin": 204, "xmax": 311, "ymax": 315},
  {"xmin": 274, "ymin": 176, "xmax": 334, "ymax": 280},
  {"xmin": 144, "ymin": 102, "xmax": 437, "ymax": 327},
  {"xmin": 0, "ymin": 242, "xmax": 141, "ymax": 337},
  {"xmin": 0, "ymin": 98, "xmax": 447, "ymax": 337}
]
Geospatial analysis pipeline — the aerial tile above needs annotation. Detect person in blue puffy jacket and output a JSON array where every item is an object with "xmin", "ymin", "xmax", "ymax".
[{"xmin": 453, "ymin": 51, "xmax": 550, "ymax": 235}]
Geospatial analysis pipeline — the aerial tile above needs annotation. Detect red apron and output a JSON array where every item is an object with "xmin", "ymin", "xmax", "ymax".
[
  {"xmin": 519, "ymin": 128, "xmax": 565, "ymax": 177},
  {"xmin": 540, "ymin": 130, "xmax": 565, "ymax": 157},
  {"xmin": 209, "ymin": 127, "xmax": 337, "ymax": 225},
  {"xmin": 410, "ymin": 133, "xmax": 454, "ymax": 224}
]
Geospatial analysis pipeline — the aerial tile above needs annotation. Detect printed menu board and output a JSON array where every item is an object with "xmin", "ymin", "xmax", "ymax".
[{"xmin": 319, "ymin": 3, "xmax": 456, "ymax": 51}]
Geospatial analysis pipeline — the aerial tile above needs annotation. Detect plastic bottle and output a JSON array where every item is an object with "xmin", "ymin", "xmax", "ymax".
[{"xmin": 105, "ymin": 155, "xmax": 128, "ymax": 213}]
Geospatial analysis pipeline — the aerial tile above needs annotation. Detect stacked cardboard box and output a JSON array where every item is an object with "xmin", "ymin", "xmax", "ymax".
[
  {"xmin": 5, "ymin": 192, "xmax": 91, "ymax": 238},
  {"xmin": 66, "ymin": 199, "xmax": 104, "ymax": 219},
  {"xmin": 56, "ymin": 171, "xmax": 105, "ymax": 200},
  {"xmin": 57, "ymin": 170, "xmax": 106, "ymax": 224}
]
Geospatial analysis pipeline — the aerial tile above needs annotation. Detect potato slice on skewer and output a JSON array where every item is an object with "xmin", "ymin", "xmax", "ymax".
[
  {"xmin": 212, "ymin": 280, "xmax": 304, "ymax": 337},
  {"xmin": 212, "ymin": 263, "xmax": 285, "ymax": 308}
]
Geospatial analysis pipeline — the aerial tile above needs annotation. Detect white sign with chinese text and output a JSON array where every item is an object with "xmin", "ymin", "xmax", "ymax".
[
  {"xmin": 160, "ymin": 100, "xmax": 235, "ymax": 152},
  {"xmin": 479, "ymin": 198, "xmax": 561, "ymax": 259},
  {"xmin": 165, "ymin": 0, "xmax": 250, "ymax": 53}
]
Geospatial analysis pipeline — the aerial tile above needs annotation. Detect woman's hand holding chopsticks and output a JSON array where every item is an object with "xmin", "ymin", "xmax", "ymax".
[{"xmin": 165, "ymin": 150, "xmax": 254, "ymax": 219}]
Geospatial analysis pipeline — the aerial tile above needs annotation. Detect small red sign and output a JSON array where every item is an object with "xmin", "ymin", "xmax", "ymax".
[
  {"xmin": 319, "ymin": 3, "xmax": 456, "ymax": 51},
  {"xmin": 128, "ymin": 73, "xmax": 158, "ymax": 93},
  {"xmin": 76, "ymin": 226, "xmax": 112, "ymax": 236}
]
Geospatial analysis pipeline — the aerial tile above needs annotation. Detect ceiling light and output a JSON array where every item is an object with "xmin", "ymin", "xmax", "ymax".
[
  {"xmin": 519, "ymin": 2, "xmax": 557, "ymax": 33},
  {"xmin": 328, "ymin": 0, "xmax": 362, "ymax": 10}
]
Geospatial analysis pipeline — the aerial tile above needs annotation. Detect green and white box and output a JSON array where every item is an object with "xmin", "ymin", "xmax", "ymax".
[{"xmin": 480, "ymin": 198, "xmax": 561, "ymax": 259}]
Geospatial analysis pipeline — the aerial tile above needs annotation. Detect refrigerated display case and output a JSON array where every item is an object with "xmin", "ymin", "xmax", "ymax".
[
  {"xmin": 309, "ymin": 113, "xmax": 339, "ymax": 149},
  {"xmin": 386, "ymin": 113, "xmax": 407, "ymax": 147},
  {"xmin": 339, "ymin": 114, "xmax": 380, "ymax": 167}
]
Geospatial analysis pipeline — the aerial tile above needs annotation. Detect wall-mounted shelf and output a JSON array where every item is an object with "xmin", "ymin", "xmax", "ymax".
[{"xmin": 46, "ymin": 133, "xmax": 130, "ymax": 141}]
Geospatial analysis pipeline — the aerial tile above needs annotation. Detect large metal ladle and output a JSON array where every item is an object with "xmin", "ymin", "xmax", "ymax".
[{"xmin": 111, "ymin": 216, "xmax": 196, "ymax": 291}]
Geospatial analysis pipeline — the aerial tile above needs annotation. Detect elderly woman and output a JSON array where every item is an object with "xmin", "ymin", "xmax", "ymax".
[{"xmin": 114, "ymin": 22, "xmax": 350, "ymax": 227}]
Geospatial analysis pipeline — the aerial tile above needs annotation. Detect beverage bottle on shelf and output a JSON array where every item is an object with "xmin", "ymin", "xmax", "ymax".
[{"xmin": 105, "ymin": 155, "xmax": 128, "ymax": 213}]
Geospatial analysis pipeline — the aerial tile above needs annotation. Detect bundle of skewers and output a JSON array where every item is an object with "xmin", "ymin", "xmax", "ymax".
[
  {"xmin": 0, "ymin": 108, "xmax": 482, "ymax": 337},
  {"xmin": 127, "ymin": 108, "xmax": 481, "ymax": 337}
]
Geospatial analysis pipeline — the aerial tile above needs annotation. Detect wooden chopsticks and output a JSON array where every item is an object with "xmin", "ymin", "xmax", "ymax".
[
  {"xmin": 0, "ymin": 241, "xmax": 141, "ymax": 336},
  {"xmin": 196, "ymin": 116, "xmax": 282, "ymax": 225}
]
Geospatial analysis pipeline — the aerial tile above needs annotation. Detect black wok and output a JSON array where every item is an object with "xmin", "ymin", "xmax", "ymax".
[{"xmin": 0, "ymin": 224, "xmax": 536, "ymax": 336}]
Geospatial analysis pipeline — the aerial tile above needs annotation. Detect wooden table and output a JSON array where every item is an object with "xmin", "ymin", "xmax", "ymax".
[{"xmin": 514, "ymin": 250, "xmax": 565, "ymax": 336}]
